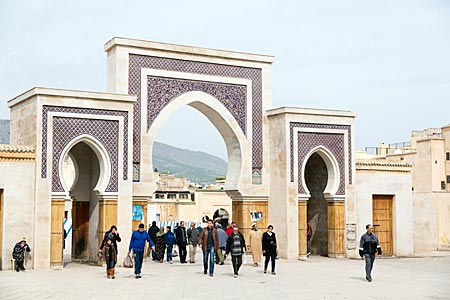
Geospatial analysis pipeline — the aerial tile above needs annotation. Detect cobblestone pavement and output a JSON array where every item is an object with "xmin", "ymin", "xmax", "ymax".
[{"xmin": 1, "ymin": 254, "xmax": 449, "ymax": 300}]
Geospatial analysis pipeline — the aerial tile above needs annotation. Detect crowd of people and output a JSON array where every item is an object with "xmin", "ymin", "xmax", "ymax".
[{"xmin": 11, "ymin": 221, "xmax": 381, "ymax": 283}]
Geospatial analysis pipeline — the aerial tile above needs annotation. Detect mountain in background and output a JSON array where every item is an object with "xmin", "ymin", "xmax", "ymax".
[
  {"xmin": 0, "ymin": 120, "xmax": 227, "ymax": 184},
  {"xmin": 152, "ymin": 141, "xmax": 227, "ymax": 185}
]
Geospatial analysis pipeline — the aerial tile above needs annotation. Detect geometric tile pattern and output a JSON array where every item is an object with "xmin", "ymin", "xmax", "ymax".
[
  {"xmin": 41, "ymin": 106, "xmax": 129, "ymax": 184},
  {"xmin": 297, "ymin": 132, "xmax": 345, "ymax": 195},
  {"xmin": 128, "ymin": 54, "xmax": 263, "ymax": 174},
  {"xmin": 289, "ymin": 122, "xmax": 353, "ymax": 192},
  {"xmin": 51, "ymin": 117, "xmax": 119, "ymax": 192},
  {"xmin": 147, "ymin": 76, "xmax": 247, "ymax": 134}
]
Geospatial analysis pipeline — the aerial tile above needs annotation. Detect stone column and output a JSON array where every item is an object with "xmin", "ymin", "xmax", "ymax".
[
  {"xmin": 298, "ymin": 196, "xmax": 308, "ymax": 260},
  {"xmin": 98, "ymin": 195, "xmax": 118, "ymax": 249},
  {"xmin": 50, "ymin": 196, "xmax": 65, "ymax": 269},
  {"xmin": 326, "ymin": 195, "xmax": 346, "ymax": 258}
]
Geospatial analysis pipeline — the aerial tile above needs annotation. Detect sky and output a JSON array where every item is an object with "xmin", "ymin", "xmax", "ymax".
[{"xmin": 1, "ymin": 0, "xmax": 449, "ymax": 160}]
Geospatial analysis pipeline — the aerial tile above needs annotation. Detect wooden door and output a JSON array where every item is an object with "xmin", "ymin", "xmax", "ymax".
[
  {"xmin": 372, "ymin": 195, "xmax": 393, "ymax": 256},
  {"xmin": 72, "ymin": 201, "xmax": 89, "ymax": 259}
]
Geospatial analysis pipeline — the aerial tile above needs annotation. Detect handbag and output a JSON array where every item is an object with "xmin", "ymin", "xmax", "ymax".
[
  {"xmin": 123, "ymin": 254, "xmax": 133, "ymax": 268},
  {"xmin": 173, "ymin": 249, "xmax": 179, "ymax": 257}
]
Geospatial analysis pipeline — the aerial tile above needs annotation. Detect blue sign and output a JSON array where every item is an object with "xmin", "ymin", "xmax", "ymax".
[{"xmin": 132, "ymin": 205, "xmax": 143, "ymax": 221}]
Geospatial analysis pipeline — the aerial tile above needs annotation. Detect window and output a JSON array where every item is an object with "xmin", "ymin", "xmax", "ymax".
[
  {"xmin": 180, "ymin": 193, "xmax": 189, "ymax": 199},
  {"xmin": 447, "ymin": 152, "xmax": 450, "ymax": 161},
  {"xmin": 155, "ymin": 193, "xmax": 165, "ymax": 199},
  {"xmin": 441, "ymin": 181, "xmax": 446, "ymax": 190},
  {"xmin": 167, "ymin": 193, "xmax": 177, "ymax": 199},
  {"xmin": 447, "ymin": 175, "xmax": 450, "ymax": 184}
]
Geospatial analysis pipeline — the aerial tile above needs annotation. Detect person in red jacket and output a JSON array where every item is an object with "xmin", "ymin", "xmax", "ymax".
[{"xmin": 226, "ymin": 222, "xmax": 236, "ymax": 236}]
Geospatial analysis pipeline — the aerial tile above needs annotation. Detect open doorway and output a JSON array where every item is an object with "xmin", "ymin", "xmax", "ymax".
[{"xmin": 305, "ymin": 153, "xmax": 328, "ymax": 256}]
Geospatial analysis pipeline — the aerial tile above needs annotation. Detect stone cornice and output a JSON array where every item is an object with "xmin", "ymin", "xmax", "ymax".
[
  {"xmin": 0, "ymin": 144, "xmax": 35, "ymax": 161},
  {"xmin": 356, "ymin": 160, "xmax": 411, "ymax": 173}
]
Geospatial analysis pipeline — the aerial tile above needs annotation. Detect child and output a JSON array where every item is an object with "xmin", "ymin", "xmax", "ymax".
[
  {"xmin": 101, "ymin": 237, "xmax": 117, "ymax": 279},
  {"xmin": 164, "ymin": 226, "xmax": 176, "ymax": 264}
]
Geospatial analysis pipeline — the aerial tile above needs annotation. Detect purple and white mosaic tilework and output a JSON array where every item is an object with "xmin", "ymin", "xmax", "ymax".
[
  {"xmin": 297, "ymin": 132, "xmax": 345, "ymax": 195},
  {"xmin": 128, "ymin": 54, "xmax": 263, "ymax": 172},
  {"xmin": 290, "ymin": 122, "xmax": 353, "ymax": 195},
  {"xmin": 51, "ymin": 117, "xmax": 119, "ymax": 192},
  {"xmin": 147, "ymin": 76, "xmax": 247, "ymax": 134},
  {"xmin": 41, "ymin": 106, "xmax": 129, "ymax": 192}
]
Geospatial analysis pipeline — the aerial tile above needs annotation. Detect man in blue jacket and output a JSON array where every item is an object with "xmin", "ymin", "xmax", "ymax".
[
  {"xmin": 359, "ymin": 224, "xmax": 382, "ymax": 282},
  {"xmin": 128, "ymin": 223, "xmax": 155, "ymax": 278}
]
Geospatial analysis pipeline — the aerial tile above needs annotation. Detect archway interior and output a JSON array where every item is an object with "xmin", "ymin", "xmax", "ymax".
[
  {"xmin": 305, "ymin": 153, "xmax": 328, "ymax": 256},
  {"xmin": 213, "ymin": 208, "xmax": 229, "ymax": 228},
  {"xmin": 63, "ymin": 142, "xmax": 100, "ymax": 263},
  {"xmin": 153, "ymin": 105, "xmax": 228, "ymax": 187}
]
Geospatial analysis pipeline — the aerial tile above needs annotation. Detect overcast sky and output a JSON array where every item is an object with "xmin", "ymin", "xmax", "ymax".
[{"xmin": 1, "ymin": 0, "xmax": 449, "ymax": 160}]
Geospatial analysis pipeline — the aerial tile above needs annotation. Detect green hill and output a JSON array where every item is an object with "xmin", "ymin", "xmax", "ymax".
[{"xmin": 152, "ymin": 141, "xmax": 227, "ymax": 184}]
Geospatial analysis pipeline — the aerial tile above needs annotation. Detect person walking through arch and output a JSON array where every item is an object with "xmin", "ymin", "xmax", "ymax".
[
  {"xmin": 248, "ymin": 223, "xmax": 263, "ymax": 267},
  {"xmin": 199, "ymin": 219, "xmax": 219, "ymax": 276},
  {"xmin": 262, "ymin": 225, "xmax": 277, "ymax": 275},
  {"xmin": 359, "ymin": 224, "xmax": 382, "ymax": 282},
  {"xmin": 128, "ymin": 223, "xmax": 155, "ymax": 279},
  {"xmin": 225, "ymin": 225, "xmax": 246, "ymax": 278},
  {"xmin": 175, "ymin": 221, "xmax": 188, "ymax": 263}
]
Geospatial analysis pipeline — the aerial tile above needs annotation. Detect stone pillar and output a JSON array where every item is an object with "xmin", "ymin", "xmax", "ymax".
[
  {"xmin": 50, "ymin": 197, "xmax": 65, "ymax": 269},
  {"xmin": 98, "ymin": 195, "xmax": 118, "ymax": 249},
  {"xmin": 298, "ymin": 196, "xmax": 308, "ymax": 260},
  {"xmin": 228, "ymin": 191, "xmax": 269, "ymax": 241},
  {"xmin": 326, "ymin": 195, "xmax": 346, "ymax": 258}
]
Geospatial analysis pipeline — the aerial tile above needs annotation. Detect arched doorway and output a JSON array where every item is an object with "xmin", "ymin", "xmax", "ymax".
[
  {"xmin": 60, "ymin": 137, "xmax": 112, "ymax": 264},
  {"xmin": 305, "ymin": 153, "xmax": 328, "ymax": 256},
  {"xmin": 213, "ymin": 208, "xmax": 230, "ymax": 229}
]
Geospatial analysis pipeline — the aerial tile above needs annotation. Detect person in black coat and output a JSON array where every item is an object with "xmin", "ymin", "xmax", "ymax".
[
  {"xmin": 148, "ymin": 221, "xmax": 159, "ymax": 260},
  {"xmin": 99, "ymin": 225, "xmax": 121, "ymax": 255},
  {"xmin": 175, "ymin": 221, "xmax": 188, "ymax": 263},
  {"xmin": 262, "ymin": 225, "xmax": 277, "ymax": 275},
  {"xmin": 225, "ymin": 225, "xmax": 246, "ymax": 278}
]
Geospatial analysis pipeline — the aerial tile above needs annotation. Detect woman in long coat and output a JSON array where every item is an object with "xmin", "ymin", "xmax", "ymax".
[
  {"xmin": 155, "ymin": 228, "xmax": 166, "ymax": 263},
  {"xmin": 248, "ymin": 223, "xmax": 263, "ymax": 267},
  {"xmin": 262, "ymin": 225, "xmax": 277, "ymax": 275}
]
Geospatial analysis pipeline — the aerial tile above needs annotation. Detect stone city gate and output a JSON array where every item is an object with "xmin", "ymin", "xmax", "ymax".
[{"xmin": 5, "ymin": 38, "xmax": 355, "ymax": 269}]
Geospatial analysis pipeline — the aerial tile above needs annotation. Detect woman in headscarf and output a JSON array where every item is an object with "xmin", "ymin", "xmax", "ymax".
[
  {"xmin": 248, "ymin": 223, "xmax": 263, "ymax": 267},
  {"xmin": 155, "ymin": 227, "xmax": 166, "ymax": 263}
]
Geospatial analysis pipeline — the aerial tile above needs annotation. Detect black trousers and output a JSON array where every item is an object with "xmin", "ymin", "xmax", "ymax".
[
  {"xmin": 231, "ymin": 255, "xmax": 242, "ymax": 275},
  {"xmin": 178, "ymin": 244, "xmax": 187, "ymax": 262},
  {"xmin": 264, "ymin": 253, "xmax": 276, "ymax": 272}
]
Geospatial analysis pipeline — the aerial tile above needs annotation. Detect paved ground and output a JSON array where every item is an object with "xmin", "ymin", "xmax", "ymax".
[{"xmin": 1, "ymin": 253, "xmax": 449, "ymax": 300}]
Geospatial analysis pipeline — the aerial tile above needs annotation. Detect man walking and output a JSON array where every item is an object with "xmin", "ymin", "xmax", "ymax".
[
  {"xmin": 215, "ymin": 224, "xmax": 227, "ymax": 265},
  {"xmin": 187, "ymin": 223, "xmax": 199, "ymax": 263},
  {"xmin": 128, "ymin": 223, "xmax": 155, "ymax": 278},
  {"xmin": 225, "ymin": 225, "xmax": 246, "ymax": 278},
  {"xmin": 199, "ymin": 220, "xmax": 219, "ymax": 276},
  {"xmin": 359, "ymin": 224, "xmax": 382, "ymax": 282},
  {"xmin": 175, "ymin": 221, "xmax": 188, "ymax": 263},
  {"xmin": 148, "ymin": 221, "xmax": 159, "ymax": 260}
]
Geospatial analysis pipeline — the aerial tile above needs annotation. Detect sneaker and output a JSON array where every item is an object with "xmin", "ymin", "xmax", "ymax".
[
  {"xmin": 306, "ymin": 252, "xmax": 311, "ymax": 257},
  {"xmin": 233, "ymin": 274, "xmax": 238, "ymax": 278},
  {"xmin": 219, "ymin": 262, "xmax": 224, "ymax": 265},
  {"xmin": 170, "ymin": 261, "xmax": 173, "ymax": 264},
  {"xmin": 209, "ymin": 273, "xmax": 214, "ymax": 277},
  {"xmin": 272, "ymin": 272, "xmax": 276, "ymax": 275}
]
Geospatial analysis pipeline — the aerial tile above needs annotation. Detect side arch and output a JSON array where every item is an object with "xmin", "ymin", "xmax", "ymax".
[{"xmin": 58, "ymin": 134, "xmax": 112, "ymax": 194}]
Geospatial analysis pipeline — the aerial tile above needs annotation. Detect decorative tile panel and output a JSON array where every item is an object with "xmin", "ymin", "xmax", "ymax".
[
  {"xmin": 52, "ymin": 117, "xmax": 119, "ymax": 192},
  {"xmin": 297, "ymin": 132, "xmax": 346, "ymax": 195},
  {"xmin": 128, "ymin": 55, "xmax": 263, "ymax": 173},
  {"xmin": 147, "ymin": 76, "xmax": 247, "ymax": 134},
  {"xmin": 41, "ymin": 106, "xmax": 129, "ymax": 185}
]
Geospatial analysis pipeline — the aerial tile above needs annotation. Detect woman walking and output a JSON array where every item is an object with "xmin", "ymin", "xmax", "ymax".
[
  {"xmin": 248, "ymin": 223, "xmax": 263, "ymax": 267},
  {"xmin": 101, "ymin": 237, "xmax": 117, "ymax": 279},
  {"xmin": 155, "ymin": 228, "xmax": 166, "ymax": 263},
  {"xmin": 262, "ymin": 225, "xmax": 277, "ymax": 275}
]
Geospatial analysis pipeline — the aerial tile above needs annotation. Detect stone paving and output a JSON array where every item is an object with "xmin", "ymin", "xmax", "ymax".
[{"xmin": 1, "ymin": 253, "xmax": 449, "ymax": 300}]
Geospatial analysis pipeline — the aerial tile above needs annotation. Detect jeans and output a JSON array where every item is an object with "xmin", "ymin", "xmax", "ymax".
[
  {"xmin": 134, "ymin": 250, "xmax": 144, "ymax": 275},
  {"xmin": 203, "ymin": 247, "xmax": 215, "ymax": 274},
  {"xmin": 231, "ymin": 255, "xmax": 242, "ymax": 275},
  {"xmin": 167, "ymin": 245, "xmax": 173, "ymax": 261},
  {"xmin": 364, "ymin": 254, "xmax": 376, "ymax": 279},
  {"xmin": 178, "ymin": 244, "xmax": 187, "ymax": 263},
  {"xmin": 189, "ymin": 244, "xmax": 197, "ymax": 262},
  {"xmin": 106, "ymin": 259, "xmax": 116, "ymax": 269},
  {"xmin": 264, "ymin": 253, "xmax": 276, "ymax": 272}
]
